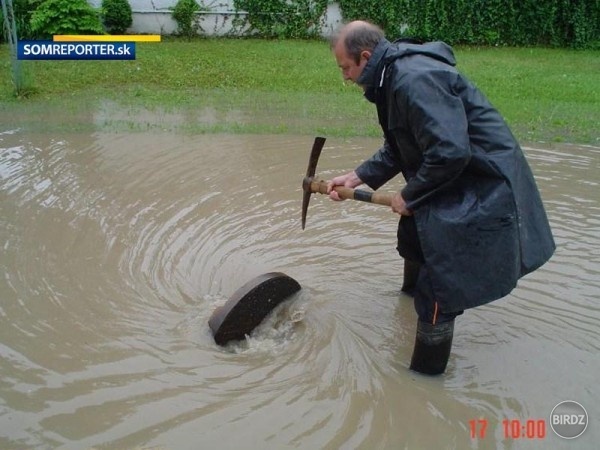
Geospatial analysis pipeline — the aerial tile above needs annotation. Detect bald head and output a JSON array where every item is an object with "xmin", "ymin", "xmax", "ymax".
[
  {"xmin": 332, "ymin": 21, "xmax": 385, "ymax": 64},
  {"xmin": 332, "ymin": 21, "xmax": 385, "ymax": 86}
]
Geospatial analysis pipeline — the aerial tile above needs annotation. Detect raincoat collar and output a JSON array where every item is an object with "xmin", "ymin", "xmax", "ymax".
[{"xmin": 358, "ymin": 39, "xmax": 392, "ymax": 103}]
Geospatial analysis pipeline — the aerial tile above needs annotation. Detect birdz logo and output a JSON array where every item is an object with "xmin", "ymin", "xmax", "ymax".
[{"xmin": 550, "ymin": 401, "xmax": 588, "ymax": 439}]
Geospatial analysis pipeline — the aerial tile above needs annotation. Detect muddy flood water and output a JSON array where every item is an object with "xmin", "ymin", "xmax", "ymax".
[{"xmin": 1, "ymin": 127, "xmax": 599, "ymax": 450}]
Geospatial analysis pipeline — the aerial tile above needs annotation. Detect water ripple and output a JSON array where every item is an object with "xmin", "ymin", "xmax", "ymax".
[{"xmin": 1, "ymin": 132, "xmax": 598, "ymax": 449}]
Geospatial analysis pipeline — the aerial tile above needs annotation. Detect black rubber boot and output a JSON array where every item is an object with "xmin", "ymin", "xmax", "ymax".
[
  {"xmin": 409, "ymin": 320, "xmax": 454, "ymax": 375},
  {"xmin": 401, "ymin": 259, "xmax": 420, "ymax": 295}
]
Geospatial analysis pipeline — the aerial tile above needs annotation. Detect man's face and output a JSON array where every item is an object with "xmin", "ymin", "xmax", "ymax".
[{"xmin": 334, "ymin": 41, "xmax": 370, "ymax": 86}]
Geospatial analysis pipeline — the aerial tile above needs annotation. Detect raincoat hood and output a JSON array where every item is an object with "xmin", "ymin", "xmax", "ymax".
[{"xmin": 358, "ymin": 39, "xmax": 457, "ymax": 103}]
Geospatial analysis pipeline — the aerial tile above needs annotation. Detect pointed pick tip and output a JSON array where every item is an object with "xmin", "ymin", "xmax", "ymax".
[
  {"xmin": 301, "ymin": 136, "xmax": 324, "ymax": 230},
  {"xmin": 301, "ymin": 190, "xmax": 310, "ymax": 230}
]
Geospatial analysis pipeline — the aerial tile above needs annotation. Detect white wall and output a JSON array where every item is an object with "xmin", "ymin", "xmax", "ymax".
[{"xmin": 89, "ymin": 0, "xmax": 343, "ymax": 37}]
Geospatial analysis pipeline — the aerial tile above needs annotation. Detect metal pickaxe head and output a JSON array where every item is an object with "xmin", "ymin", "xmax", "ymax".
[{"xmin": 301, "ymin": 137, "xmax": 326, "ymax": 230}]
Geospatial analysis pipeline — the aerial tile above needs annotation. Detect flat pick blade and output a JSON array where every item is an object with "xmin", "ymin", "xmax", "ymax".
[{"xmin": 306, "ymin": 137, "xmax": 326, "ymax": 178}]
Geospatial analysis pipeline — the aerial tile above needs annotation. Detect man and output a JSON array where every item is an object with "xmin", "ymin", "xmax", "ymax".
[{"xmin": 327, "ymin": 21, "xmax": 555, "ymax": 375}]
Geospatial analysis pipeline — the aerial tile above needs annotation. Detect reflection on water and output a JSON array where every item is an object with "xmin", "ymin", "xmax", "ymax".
[{"xmin": 0, "ymin": 126, "xmax": 598, "ymax": 449}]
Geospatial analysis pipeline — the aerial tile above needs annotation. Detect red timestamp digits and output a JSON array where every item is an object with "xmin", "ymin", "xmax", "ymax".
[
  {"xmin": 502, "ymin": 419, "xmax": 546, "ymax": 439},
  {"xmin": 469, "ymin": 418, "xmax": 547, "ymax": 440},
  {"xmin": 469, "ymin": 419, "xmax": 488, "ymax": 439}
]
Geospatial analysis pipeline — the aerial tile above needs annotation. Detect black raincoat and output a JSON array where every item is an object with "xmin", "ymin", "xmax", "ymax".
[{"xmin": 355, "ymin": 39, "xmax": 555, "ymax": 312}]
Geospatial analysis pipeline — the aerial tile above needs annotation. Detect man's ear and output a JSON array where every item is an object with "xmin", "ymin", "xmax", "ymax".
[{"xmin": 360, "ymin": 50, "xmax": 372, "ymax": 61}]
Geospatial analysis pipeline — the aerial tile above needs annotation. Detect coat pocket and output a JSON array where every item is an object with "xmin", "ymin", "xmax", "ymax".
[{"xmin": 416, "ymin": 176, "xmax": 521, "ymax": 311}]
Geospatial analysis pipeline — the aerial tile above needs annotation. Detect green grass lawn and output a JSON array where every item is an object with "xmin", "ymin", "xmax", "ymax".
[{"xmin": 1, "ymin": 38, "xmax": 599, "ymax": 144}]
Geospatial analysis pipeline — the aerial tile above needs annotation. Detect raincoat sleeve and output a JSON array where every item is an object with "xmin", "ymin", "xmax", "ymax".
[
  {"xmin": 355, "ymin": 139, "xmax": 403, "ymax": 190},
  {"xmin": 398, "ymin": 71, "xmax": 471, "ymax": 210}
]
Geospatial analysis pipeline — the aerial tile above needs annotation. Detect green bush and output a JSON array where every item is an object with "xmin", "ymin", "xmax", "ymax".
[
  {"xmin": 337, "ymin": 0, "xmax": 600, "ymax": 48},
  {"xmin": 231, "ymin": 0, "xmax": 599, "ymax": 48},
  {"xmin": 102, "ymin": 0, "xmax": 132, "ymax": 34},
  {"xmin": 30, "ymin": 0, "xmax": 104, "ymax": 39},
  {"xmin": 2, "ymin": 0, "xmax": 43, "ymax": 40},
  {"xmin": 172, "ymin": 0, "xmax": 202, "ymax": 39},
  {"xmin": 233, "ymin": 0, "xmax": 328, "ymax": 39},
  {"xmin": 336, "ymin": 0, "xmax": 405, "ymax": 39}
]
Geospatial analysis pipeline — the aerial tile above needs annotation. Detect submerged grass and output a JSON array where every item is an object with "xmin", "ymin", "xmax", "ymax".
[{"xmin": 1, "ymin": 38, "xmax": 599, "ymax": 144}]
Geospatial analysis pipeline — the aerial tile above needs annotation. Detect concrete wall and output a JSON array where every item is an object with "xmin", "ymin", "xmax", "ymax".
[{"xmin": 89, "ymin": 0, "xmax": 343, "ymax": 37}]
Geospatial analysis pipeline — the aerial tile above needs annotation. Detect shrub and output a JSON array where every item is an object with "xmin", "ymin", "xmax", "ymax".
[
  {"xmin": 102, "ymin": 0, "xmax": 132, "ymax": 34},
  {"xmin": 30, "ymin": 0, "xmax": 104, "ymax": 39},
  {"xmin": 337, "ymin": 0, "xmax": 600, "ymax": 48},
  {"xmin": 172, "ymin": 0, "xmax": 201, "ymax": 39},
  {"xmin": 232, "ymin": 0, "xmax": 599, "ymax": 48},
  {"xmin": 1, "ymin": 0, "xmax": 43, "ymax": 40},
  {"xmin": 233, "ymin": 0, "xmax": 328, "ymax": 39}
]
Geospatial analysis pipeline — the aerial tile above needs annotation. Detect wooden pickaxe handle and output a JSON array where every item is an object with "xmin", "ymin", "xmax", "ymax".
[{"xmin": 306, "ymin": 178, "xmax": 393, "ymax": 206}]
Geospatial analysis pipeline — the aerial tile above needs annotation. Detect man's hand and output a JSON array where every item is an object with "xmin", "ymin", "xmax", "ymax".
[
  {"xmin": 326, "ymin": 171, "xmax": 363, "ymax": 201},
  {"xmin": 391, "ymin": 192, "xmax": 413, "ymax": 216}
]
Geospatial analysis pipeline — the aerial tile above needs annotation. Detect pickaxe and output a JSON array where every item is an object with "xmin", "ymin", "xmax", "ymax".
[{"xmin": 301, "ymin": 137, "xmax": 394, "ymax": 229}]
